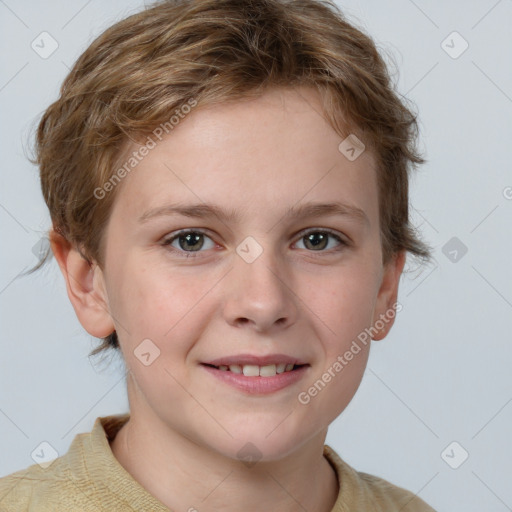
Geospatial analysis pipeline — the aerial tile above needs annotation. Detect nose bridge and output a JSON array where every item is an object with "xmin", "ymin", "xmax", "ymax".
[
  {"xmin": 236, "ymin": 237, "xmax": 287, "ymax": 300},
  {"xmin": 223, "ymin": 236, "xmax": 296, "ymax": 330}
]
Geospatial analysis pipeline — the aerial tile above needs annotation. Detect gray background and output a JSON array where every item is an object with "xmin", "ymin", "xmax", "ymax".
[{"xmin": 1, "ymin": 1, "xmax": 511, "ymax": 510}]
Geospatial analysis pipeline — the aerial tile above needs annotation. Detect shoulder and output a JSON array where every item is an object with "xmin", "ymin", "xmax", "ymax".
[
  {"xmin": 0, "ymin": 455, "xmax": 83, "ymax": 512},
  {"xmin": 0, "ymin": 466, "xmax": 32, "ymax": 511},
  {"xmin": 357, "ymin": 470, "xmax": 436, "ymax": 511},
  {"xmin": 323, "ymin": 445, "xmax": 436, "ymax": 512},
  {"xmin": 0, "ymin": 415, "xmax": 128, "ymax": 512}
]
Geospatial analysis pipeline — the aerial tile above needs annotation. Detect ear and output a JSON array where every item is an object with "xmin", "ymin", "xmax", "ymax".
[
  {"xmin": 49, "ymin": 229, "xmax": 115, "ymax": 338},
  {"xmin": 370, "ymin": 250, "xmax": 406, "ymax": 341}
]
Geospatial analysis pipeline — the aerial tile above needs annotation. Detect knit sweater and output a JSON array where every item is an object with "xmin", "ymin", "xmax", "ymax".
[{"xmin": 0, "ymin": 414, "xmax": 436, "ymax": 511}]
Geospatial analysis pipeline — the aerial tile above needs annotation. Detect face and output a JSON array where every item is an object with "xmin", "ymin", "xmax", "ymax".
[{"xmin": 78, "ymin": 86, "xmax": 404, "ymax": 461}]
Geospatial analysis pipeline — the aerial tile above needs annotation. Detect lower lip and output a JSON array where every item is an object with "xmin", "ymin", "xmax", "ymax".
[{"xmin": 200, "ymin": 364, "xmax": 309, "ymax": 394}]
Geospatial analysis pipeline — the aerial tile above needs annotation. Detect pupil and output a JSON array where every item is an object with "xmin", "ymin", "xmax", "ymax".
[
  {"xmin": 180, "ymin": 233, "xmax": 202, "ymax": 251},
  {"xmin": 176, "ymin": 232, "xmax": 328, "ymax": 252},
  {"xmin": 306, "ymin": 232, "xmax": 327, "ymax": 250}
]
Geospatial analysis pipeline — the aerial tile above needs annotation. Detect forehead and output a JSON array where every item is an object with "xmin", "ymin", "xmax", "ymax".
[{"xmin": 109, "ymin": 86, "xmax": 378, "ymax": 229}]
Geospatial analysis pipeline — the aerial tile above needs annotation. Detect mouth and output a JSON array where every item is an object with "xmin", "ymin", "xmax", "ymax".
[
  {"xmin": 200, "ymin": 361, "xmax": 310, "ymax": 394},
  {"xmin": 200, "ymin": 354, "xmax": 310, "ymax": 394},
  {"xmin": 201, "ymin": 362, "xmax": 308, "ymax": 377}
]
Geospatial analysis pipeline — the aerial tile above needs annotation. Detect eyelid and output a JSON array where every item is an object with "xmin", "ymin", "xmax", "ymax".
[
  {"xmin": 161, "ymin": 226, "xmax": 349, "ymax": 257},
  {"xmin": 295, "ymin": 226, "xmax": 349, "ymax": 244},
  {"xmin": 161, "ymin": 228, "xmax": 217, "ymax": 257}
]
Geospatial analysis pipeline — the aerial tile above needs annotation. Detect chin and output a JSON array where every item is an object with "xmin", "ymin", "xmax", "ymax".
[{"xmin": 206, "ymin": 420, "xmax": 321, "ymax": 464}]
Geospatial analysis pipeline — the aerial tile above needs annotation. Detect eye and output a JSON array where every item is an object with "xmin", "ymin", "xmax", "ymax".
[
  {"xmin": 162, "ymin": 227, "xmax": 348, "ymax": 258},
  {"xmin": 162, "ymin": 229, "xmax": 216, "ymax": 257},
  {"xmin": 294, "ymin": 228, "xmax": 348, "ymax": 253}
]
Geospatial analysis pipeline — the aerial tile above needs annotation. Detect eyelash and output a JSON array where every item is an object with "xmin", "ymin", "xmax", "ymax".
[{"xmin": 161, "ymin": 228, "xmax": 349, "ymax": 259}]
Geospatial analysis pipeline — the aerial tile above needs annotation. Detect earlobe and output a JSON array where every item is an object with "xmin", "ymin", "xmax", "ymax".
[
  {"xmin": 371, "ymin": 251, "xmax": 406, "ymax": 341},
  {"xmin": 49, "ymin": 229, "xmax": 115, "ymax": 339}
]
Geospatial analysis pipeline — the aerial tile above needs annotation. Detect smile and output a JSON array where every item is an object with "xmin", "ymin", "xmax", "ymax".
[
  {"xmin": 200, "ymin": 363, "xmax": 310, "ymax": 394},
  {"xmin": 204, "ymin": 363, "xmax": 303, "ymax": 377}
]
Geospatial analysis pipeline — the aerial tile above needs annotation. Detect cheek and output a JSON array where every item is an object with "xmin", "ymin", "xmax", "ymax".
[
  {"xmin": 302, "ymin": 264, "xmax": 377, "ymax": 420},
  {"xmin": 108, "ymin": 262, "xmax": 220, "ymax": 362},
  {"xmin": 300, "ymin": 262, "xmax": 379, "ymax": 346},
  {"xmin": 109, "ymin": 258, "xmax": 187, "ymax": 325}
]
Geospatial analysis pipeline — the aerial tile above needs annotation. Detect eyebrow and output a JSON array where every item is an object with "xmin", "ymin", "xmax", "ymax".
[{"xmin": 138, "ymin": 201, "xmax": 369, "ymax": 226}]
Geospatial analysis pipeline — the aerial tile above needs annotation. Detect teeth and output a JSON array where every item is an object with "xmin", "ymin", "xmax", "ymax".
[
  {"xmin": 218, "ymin": 363, "xmax": 297, "ymax": 376},
  {"xmin": 259, "ymin": 364, "xmax": 276, "ymax": 377},
  {"xmin": 229, "ymin": 364, "xmax": 242, "ymax": 374},
  {"xmin": 242, "ymin": 365, "xmax": 260, "ymax": 377}
]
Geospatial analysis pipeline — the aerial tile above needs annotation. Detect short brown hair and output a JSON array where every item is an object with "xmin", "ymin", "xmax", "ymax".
[{"xmin": 27, "ymin": 0, "xmax": 432, "ymax": 356}]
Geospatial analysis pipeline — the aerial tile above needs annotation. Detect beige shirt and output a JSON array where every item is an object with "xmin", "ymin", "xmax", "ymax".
[{"xmin": 0, "ymin": 414, "xmax": 436, "ymax": 511}]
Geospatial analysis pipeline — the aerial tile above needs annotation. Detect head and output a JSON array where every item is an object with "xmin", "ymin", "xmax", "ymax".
[{"xmin": 30, "ymin": 0, "xmax": 431, "ymax": 460}]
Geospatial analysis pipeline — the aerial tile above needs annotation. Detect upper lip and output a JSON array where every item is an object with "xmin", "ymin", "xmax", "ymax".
[{"xmin": 203, "ymin": 353, "xmax": 308, "ymax": 367}]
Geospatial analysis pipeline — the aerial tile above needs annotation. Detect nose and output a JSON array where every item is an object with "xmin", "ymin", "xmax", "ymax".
[{"xmin": 222, "ymin": 245, "xmax": 299, "ymax": 333}]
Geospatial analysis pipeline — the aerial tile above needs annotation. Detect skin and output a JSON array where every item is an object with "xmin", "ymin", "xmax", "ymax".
[{"xmin": 51, "ymin": 86, "xmax": 405, "ymax": 512}]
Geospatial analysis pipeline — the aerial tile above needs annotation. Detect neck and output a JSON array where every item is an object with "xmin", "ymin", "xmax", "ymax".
[{"xmin": 110, "ymin": 387, "xmax": 339, "ymax": 512}]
